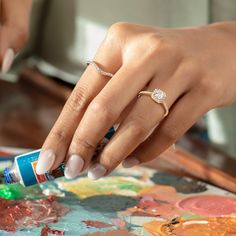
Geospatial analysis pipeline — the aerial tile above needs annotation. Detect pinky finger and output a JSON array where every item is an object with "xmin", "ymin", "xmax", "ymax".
[{"xmin": 122, "ymin": 89, "xmax": 211, "ymax": 167}]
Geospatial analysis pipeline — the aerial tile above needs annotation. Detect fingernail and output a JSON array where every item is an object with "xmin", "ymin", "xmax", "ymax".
[
  {"xmin": 122, "ymin": 157, "xmax": 140, "ymax": 168},
  {"xmin": 36, "ymin": 149, "xmax": 56, "ymax": 175},
  {"xmin": 64, "ymin": 154, "xmax": 84, "ymax": 179},
  {"xmin": 1, "ymin": 48, "xmax": 15, "ymax": 73},
  {"xmin": 88, "ymin": 163, "xmax": 107, "ymax": 180}
]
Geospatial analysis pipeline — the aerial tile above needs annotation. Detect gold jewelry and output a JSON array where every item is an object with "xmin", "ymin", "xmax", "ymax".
[
  {"xmin": 138, "ymin": 89, "xmax": 169, "ymax": 117},
  {"xmin": 87, "ymin": 60, "xmax": 114, "ymax": 78}
]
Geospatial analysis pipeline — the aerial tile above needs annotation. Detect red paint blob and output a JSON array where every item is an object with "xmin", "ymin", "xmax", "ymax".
[
  {"xmin": 41, "ymin": 225, "xmax": 65, "ymax": 236},
  {"xmin": 0, "ymin": 197, "xmax": 69, "ymax": 232},
  {"xmin": 176, "ymin": 195, "xmax": 236, "ymax": 217},
  {"xmin": 82, "ymin": 220, "xmax": 112, "ymax": 229}
]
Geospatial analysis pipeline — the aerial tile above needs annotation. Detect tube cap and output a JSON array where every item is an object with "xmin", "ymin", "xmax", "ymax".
[{"xmin": 4, "ymin": 168, "xmax": 13, "ymax": 184}]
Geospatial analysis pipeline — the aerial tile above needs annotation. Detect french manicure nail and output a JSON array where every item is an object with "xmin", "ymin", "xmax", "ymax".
[
  {"xmin": 122, "ymin": 157, "xmax": 140, "ymax": 168},
  {"xmin": 64, "ymin": 154, "xmax": 84, "ymax": 179},
  {"xmin": 36, "ymin": 149, "xmax": 56, "ymax": 175},
  {"xmin": 1, "ymin": 48, "xmax": 15, "ymax": 73},
  {"xmin": 88, "ymin": 163, "xmax": 107, "ymax": 180}
]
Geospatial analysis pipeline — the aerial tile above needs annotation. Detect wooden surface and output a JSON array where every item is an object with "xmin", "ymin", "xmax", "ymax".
[{"xmin": 0, "ymin": 66, "xmax": 236, "ymax": 192}]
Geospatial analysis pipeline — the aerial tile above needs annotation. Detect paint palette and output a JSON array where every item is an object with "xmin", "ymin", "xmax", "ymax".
[{"xmin": 0, "ymin": 149, "xmax": 236, "ymax": 235}]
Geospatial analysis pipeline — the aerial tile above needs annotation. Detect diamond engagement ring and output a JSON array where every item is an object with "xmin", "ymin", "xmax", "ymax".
[
  {"xmin": 138, "ymin": 89, "xmax": 169, "ymax": 118},
  {"xmin": 87, "ymin": 60, "xmax": 114, "ymax": 78}
]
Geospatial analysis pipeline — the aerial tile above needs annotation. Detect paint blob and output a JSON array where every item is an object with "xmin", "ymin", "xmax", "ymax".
[
  {"xmin": 151, "ymin": 172, "xmax": 207, "ymax": 193},
  {"xmin": 41, "ymin": 225, "xmax": 65, "ymax": 236},
  {"xmin": 80, "ymin": 195, "xmax": 138, "ymax": 213},
  {"xmin": 58, "ymin": 177, "xmax": 148, "ymax": 199},
  {"xmin": 82, "ymin": 220, "xmax": 113, "ymax": 229},
  {"xmin": 122, "ymin": 185, "xmax": 181, "ymax": 218},
  {"xmin": 0, "ymin": 196, "xmax": 69, "ymax": 232},
  {"xmin": 0, "ymin": 159, "xmax": 234, "ymax": 236},
  {"xmin": 144, "ymin": 217, "xmax": 236, "ymax": 236},
  {"xmin": 83, "ymin": 229, "xmax": 136, "ymax": 236},
  {"xmin": 176, "ymin": 195, "xmax": 236, "ymax": 217}
]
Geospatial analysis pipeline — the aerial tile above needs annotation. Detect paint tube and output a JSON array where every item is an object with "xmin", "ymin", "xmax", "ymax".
[{"xmin": 4, "ymin": 127, "xmax": 116, "ymax": 187}]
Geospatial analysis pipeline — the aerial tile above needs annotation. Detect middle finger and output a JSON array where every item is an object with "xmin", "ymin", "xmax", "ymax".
[{"xmin": 66, "ymin": 62, "xmax": 155, "ymax": 178}]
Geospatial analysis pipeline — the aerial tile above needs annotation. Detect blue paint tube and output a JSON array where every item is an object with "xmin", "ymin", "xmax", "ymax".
[{"xmin": 4, "ymin": 127, "xmax": 115, "ymax": 187}]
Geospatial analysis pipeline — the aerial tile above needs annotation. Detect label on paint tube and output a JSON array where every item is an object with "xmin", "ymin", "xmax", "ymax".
[
  {"xmin": 12, "ymin": 127, "xmax": 115, "ymax": 187},
  {"xmin": 15, "ymin": 150, "xmax": 64, "ymax": 186}
]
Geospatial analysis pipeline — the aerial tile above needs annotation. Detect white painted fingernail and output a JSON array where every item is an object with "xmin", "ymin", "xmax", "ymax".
[
  {"xmin": 64, "ymin": 154, "xmax": 84, "ymax": 179},
  {"xmin": 122, "ymin": 157, "xmax": 140, "ymax": 168},
  {"xmin": 36, "ymin": 149, "xmax": 56, "ymax": 175},
  {"xmin": 1, "ymin": 48, "xmax": 15, "ymax": 73},
  {"xmin": 88, "ymin": 163, "xmax": 107, "ymax": 180}
]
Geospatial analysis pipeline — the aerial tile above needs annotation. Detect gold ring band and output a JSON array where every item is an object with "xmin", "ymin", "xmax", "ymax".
[
  {"xmin": 138, "ymin": 89, "xmax": 169, "ymax": 118},
  {"xmin": 87, "ymin": 60, "xmax": 114, "ymax": 78}
]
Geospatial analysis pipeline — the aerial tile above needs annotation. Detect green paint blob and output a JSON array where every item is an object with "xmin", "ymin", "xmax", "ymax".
[{"xmin": 0, "ymin": 183, "xmax": 44, "ymax": 200}]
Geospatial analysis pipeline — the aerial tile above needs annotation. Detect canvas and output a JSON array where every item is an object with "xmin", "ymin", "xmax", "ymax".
[{"xmin": 0, "ymin": 148, "xmax": 235, "ymax": 236}]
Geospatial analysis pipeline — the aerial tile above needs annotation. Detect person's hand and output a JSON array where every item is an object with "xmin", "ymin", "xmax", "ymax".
[
  {"xmin": 0, "ymin": 0, "xmax": 32, "ymax": 73},
  {"xmin": 36, "ymin": 21, "xmax": 236, "ymax": 179}
]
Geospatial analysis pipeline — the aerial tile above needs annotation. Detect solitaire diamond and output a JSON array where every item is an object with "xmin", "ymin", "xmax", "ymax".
[{"xmin": 151, "ymin": 89, "xmax": 166, "ymax": 103}]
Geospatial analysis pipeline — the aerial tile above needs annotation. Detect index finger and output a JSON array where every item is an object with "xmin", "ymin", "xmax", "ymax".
[{"xmin": 36, "ymin": 49, "xmax": 121, "ymax": 175}]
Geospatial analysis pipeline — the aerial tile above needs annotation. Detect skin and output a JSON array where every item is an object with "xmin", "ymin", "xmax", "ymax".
[
  {"xmin": 1, "ymin": 2, "xmax": 236, "ymax": 180},
  {"xmin": 0, "ymin": 0, "xmax": 32, "ymax": 71},
  {"xmin": 36, "ymin": 21, "xmax": 236, "ymax": 180}
]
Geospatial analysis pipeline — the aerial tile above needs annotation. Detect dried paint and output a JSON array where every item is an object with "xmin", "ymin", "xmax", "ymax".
[
  {"xmin": 121, "ymin": 185, "xmax": 181, "ymax": 218},
  {"xmin": 111, "ymin": 218, "xmax": 126, "ymax": 228},
  {"xmin": 41, "ymin": 225, "xmax": 65, "ymax": 236},
  {"xmin": 0, "ymin": 196, "xmax": 69, "ymax": 232},
  {"xmin": 82, "ymin": 220, "xmax": 112, "ymax": 229},
  {"xmin": 144, "ymin": 217, "xmax": 236, "ymax": 236},
  {"xmin": 80, "ymin": 195, "xmax": 138, "ymax": 213},
  {"xmin": 0, "ymin": 183, "xmax": 43, "ymax": 200},
  {"xmin": 83, "ymin": 229, "xmax": 136, "ymax": 236},
  {"xmin": 151, "ymin": 172, "xmax": 207, "ymax": 193},
  {"xmin": 176, "ymin": 195, "xmax": 236, "ymax": 217},
  {"xmin": 57, "ymin": 176, "xmax": 148, "ymax": 199}
]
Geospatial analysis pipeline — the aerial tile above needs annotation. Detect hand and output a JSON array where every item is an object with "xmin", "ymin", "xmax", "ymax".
[
  {"xmin": 36, "ymin": 21, "xmax": 236, "ymax": 179},
  {"xmin": 0, "ymin": 0, "xmax": 32, "ymax": 73}
]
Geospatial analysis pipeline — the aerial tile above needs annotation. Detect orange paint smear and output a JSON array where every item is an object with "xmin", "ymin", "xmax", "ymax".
[
  {"xmin": 144, "ymin": 217, "xmax": 236, "ymax": 236},
  {"xmin": 83, "ymin": 229, "xmax": 136, "ymax": 236}
]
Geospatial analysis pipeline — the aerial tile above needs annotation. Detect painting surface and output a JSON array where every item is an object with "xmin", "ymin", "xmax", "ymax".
[{"xmin": 0, "ymin": 148, "xmax": 236, "ymax": 236}]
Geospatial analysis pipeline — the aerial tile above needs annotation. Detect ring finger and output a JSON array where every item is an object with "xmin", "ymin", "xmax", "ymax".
[{"xmin": 92, "ymin": 74, "xmax": 189, "ymax": 178}]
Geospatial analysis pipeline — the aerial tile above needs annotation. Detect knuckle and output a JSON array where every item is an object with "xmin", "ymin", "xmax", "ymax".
[
  {"xmin": 49, "ymin": 128, "xmax": 67, "ymax": 143},
  {"xmin": 161, "ymin": 124, "xmax": 179, "ymax": 141},
  {"xmin": 198, "ymin": 77, "xmax": 222, "ymax": 100},
  {"xmin": 128, "ymin": 121, "xmax": 147, "ymax": 141},
  {"xmin": 107, "ymin": 22, "xmax": 130, "ymax": 38},
  {"xmin": 66, "ymin": 86, "xmax": 88, "ymax": 113},
  {"xmin": 146, "ymin": 34, "xmax": 175, "ymax": 59},
  {"xmin": 100, "ymin": 149, "xmax": 119, "ymax": 168},
  {"xmin": 72, "ymin": 134, "xmax": 96, "ymax": 151},
  {"xmin": 89, "ymin": 99, "xmax": 116, "ymax": 122}
]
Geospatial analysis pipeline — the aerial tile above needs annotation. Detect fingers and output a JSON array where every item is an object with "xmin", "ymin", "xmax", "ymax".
[
  {"xmin": 0, "ymin": 0, "xmax": 32, "ymax": 72},
  {"xmin": 122, "ymin": 88, "xmax": 210, "ymax": 167},
  {"xmin": 65, "ymin": 63, "xmax": 155, "ymax": 179},
  {"xmin": 36, "ymin": 58, "xmax": 120, "ymax": 175},
  {"xmin": 91, "ymin": 74, "xmax": 187, "ymax": 178}
]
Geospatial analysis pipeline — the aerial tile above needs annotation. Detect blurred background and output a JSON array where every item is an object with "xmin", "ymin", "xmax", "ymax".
[{"xmin": 0, "ymin": 0, "xmax": 236, "ymax": 181}]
